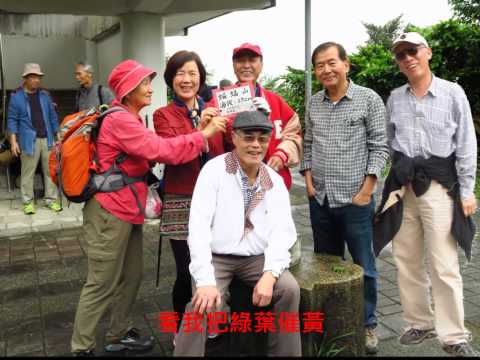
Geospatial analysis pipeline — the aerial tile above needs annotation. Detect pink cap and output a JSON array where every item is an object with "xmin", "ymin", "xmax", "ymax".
[
  {"xmin": 108, "ymin": 60, "xmax": 157, "ymax": 101},
  {"xmin": 232, "ymin": 43, "xmax": 263, "ymax": 59}
]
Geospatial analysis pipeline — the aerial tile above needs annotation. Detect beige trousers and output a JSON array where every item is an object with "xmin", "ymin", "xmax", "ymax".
[
  {"xmin": 392, "ymin": 181, "xmax": 468, "ymax": 345},
  {"xmin": 173, "ymin": 254, "xmax": 302, "ymax": 357},
  {"xmin": 20, "ymin": 138, "xmax": 58, "ymax": 203},
  {"xmin": 71, "ymin": 198, "xmax": 144, "ymax": 352}
]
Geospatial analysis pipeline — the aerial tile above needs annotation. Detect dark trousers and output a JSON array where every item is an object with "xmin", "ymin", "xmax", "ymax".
[
  {"xmin": 309, "ymin": 196, "xmax": 378, "ymax": 328},
  {"xmin": 169, "ymin": 239, "xmax": 192, "ymax": 332}
]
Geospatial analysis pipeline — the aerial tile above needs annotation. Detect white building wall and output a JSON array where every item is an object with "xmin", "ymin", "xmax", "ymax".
[
  {"xmin": 96, "ymin": 31, "xmax": 122, "ymax": 87},
  {"xmin": 3, "ymin": 35, "xmax": 85, "ymax": 89}
]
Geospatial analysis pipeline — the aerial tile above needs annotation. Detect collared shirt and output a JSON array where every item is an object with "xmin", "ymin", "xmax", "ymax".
[
  {"xmin": 301, "ymin": 80, "xmax": 389, "ymax": 208},
  {"xmin": 238, "ymin": 164, "xmax": 260, "ymax": 214},
  {"xmin": 386, "ymin": 75, "xmax": 477, "ymax": 200},
  {"xmin": 188, "ymin": 152, "xmax": 296, "ymax": 286}
]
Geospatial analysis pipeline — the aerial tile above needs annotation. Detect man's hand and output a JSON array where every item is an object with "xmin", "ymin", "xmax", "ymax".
[
  {"xmin": 198, "ymin": 107, "xmax": 219, "ymax": 130},
  {"xmin": 252, "ymin": 272, "xmax": 276, "ymax": 307},
  {"xmin": 267, "ymin": 155, "xmax": 284, "ymax": 172},
  {"xmin": 352, "ymin": 175, "xmax": 376, "ymax": 206},
  {"xmin": 462, "ymin": 196, "xmax": 477, "ymax": 217},
  {"xmin": 352, "ymin": 191, "xmax": 372, "ymax": 206},
  {"xmin": 304, "ymin": 170, "xmax": 316, "ymax": 198},
  {"xmin": 252, "ymin": 97, "xmax": 271, "ymax": 115},
  {"xmin": 10, "ymin": 140, "xmax": 21, "ymax": 157},
  {"xmin": 192, "ymin": 286, "xmax": 221, "ymax": 314}
]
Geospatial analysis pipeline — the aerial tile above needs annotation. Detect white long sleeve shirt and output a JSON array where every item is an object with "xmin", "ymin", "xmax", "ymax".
[{"xmin": 188, "ymin": 152, "xmax": 297, "ymax": 287}]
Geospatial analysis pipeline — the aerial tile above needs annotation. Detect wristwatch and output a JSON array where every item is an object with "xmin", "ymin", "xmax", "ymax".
[{"xmin": 268, "ymin": 270, "xmax": 280, "ymax": 279}]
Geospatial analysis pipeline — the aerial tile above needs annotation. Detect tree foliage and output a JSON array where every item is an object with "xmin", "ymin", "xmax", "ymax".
[
  {"xmin": 348, "ymin": 44, "xmax": 404, "ymax": 103},
  {"xmin": 266, "ymin": 18, "xmax": 480, "ymax": 123},
  {"xmin": 449, "ymin": 0, "xmax": 480, "ymax": 24},
  {"xmin": 362, "ymin": 15, "xmax": 404, "ymax": 49},
  {"xmin": 263, "ymin": 66, "xmax": 321, "ymax": 123}
]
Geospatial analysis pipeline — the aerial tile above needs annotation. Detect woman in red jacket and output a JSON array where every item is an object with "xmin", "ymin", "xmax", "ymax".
[
  {"xmin": 71, "ymin": 59, "xmax": 226, "ymax": 356},
  {"xmin": 153, "ymin": 51, "xmax": 230, "ymax": 335}
]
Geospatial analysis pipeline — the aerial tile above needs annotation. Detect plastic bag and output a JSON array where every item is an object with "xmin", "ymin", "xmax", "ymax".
[{"xmin": 145, "ymin": 182, "xmax": 162, "ymax": 219}]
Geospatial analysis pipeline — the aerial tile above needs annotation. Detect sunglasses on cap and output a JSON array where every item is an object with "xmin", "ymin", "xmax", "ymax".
[{"xmin": 394, "ymin": 45, "xmax": 425, "ymax": 61}]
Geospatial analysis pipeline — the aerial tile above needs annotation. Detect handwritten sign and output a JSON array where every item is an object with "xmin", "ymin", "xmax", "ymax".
[{"xmin": 213, "ymin": 83, "xmax": 256, "ymax": 116}]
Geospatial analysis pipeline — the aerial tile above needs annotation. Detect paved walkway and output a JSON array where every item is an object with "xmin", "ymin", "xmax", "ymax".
[{"xmin": 0, "ymin": 170, "xmax": 479, "ymax": 356}]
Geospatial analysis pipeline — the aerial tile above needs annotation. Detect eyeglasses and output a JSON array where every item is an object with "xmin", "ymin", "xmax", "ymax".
[
  {"xmin": 235, "ymin": 132, "xmax": 271, "ymax": 144},
  {"xmin": 394, "ymin": 46, "xmax": 424, "ymax": 61}
]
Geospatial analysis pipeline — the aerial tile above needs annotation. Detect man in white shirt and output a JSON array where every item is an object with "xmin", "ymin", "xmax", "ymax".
[{"xmin": 173, "ymin": 110, "xmax": 301, "ymax": 357}]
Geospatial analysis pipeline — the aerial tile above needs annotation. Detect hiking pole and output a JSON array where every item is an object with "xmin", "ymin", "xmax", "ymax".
[{"xmin": 156, "ymin": 235, "xmax": 163, "ymax": 288}]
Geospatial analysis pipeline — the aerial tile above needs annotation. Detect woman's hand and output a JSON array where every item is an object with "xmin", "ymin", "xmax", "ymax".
[
  {"xmin": 197, "ymin": 107, "xmax": 220, "ymax": 130},
  {"xmin": 200, "ymin": 116, "xmax": 228, "ymax": 138}
]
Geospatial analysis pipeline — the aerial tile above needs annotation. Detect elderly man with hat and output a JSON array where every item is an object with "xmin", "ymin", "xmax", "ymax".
[
  {"xmin": 230, "ymin": 43, "xmax": 302, "ymax": 190},
  {"xmin": 7, "ymin": 63, "xmax": 61, "ymax": 214},
  {"xmin": 375, "ymin": 32, "xmax": 478, "ymax": 356},
  {"xmin": 173, "ymin": 110, "xmax": 301, "ymax": 357}
]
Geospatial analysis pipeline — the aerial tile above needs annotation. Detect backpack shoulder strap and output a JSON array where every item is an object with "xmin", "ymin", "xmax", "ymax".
[
  {"xmin": 97, "ymin": 84, "xmax": 104, "ymax": 106},
  {"xmin": 92, "ymin": 106, "xmax": 126, "ymax": 143},
  {"xmin": 74, "ymin": 89, "xmax": 80, "ymax": 113}
]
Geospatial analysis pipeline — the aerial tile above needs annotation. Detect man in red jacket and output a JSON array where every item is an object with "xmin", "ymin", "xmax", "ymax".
[{"xmin": 231, "ymin": 43, "xmax": 302, "ymax": 190}]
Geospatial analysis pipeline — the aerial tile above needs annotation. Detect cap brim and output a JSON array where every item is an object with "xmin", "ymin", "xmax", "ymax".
[
  {"xmin": 22, "ymin": 72, "xmax": 44, "ymax": 77},
  {"xmin": 232, "ymin": 49, "xmax": 262, "ymax": 59},
  {"xmin": 233, "ymin": 125, "xmax": 273, "ymax": 131},
  {"xmin": 392, "ymin": 40, "xmax": 422, "ymax": 52}
]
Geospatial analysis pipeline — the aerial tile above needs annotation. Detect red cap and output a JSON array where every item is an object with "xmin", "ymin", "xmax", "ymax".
[
  {"xmin": 108, "ymin": 59, "xmax": 157, "ymax": 101},
  {"xmin": 232, "ymin": 43, "xmax": 263, "ymax": 59}
]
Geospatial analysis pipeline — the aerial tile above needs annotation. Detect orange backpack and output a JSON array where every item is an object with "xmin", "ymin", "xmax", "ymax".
[{"xmin": 49, "ymin": 107, "xmax": 146, "ymax": 206}]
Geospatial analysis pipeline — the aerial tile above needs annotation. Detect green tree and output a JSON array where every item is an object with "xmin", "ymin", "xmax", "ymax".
[
  {"xmin": 362, "ymin": 15, "xmax": 404, "ymax": 49},
  {"xmin": 449, "ymin": 0, "xmax": 480, "ymax": 24},
  {"xmin": 348, "ymin": 44, "xmax": 404, "ymax": 102},
  {"xmin": 266, "ymin": 19, "xmax": 480, "ymax": 126},
  {"xmin": 404, "ymin": 20, "xmax": 480, "ymax": 115},
  {"xmin": 263, "ymin": 66, "xmax": 321, "ymax": 126}
]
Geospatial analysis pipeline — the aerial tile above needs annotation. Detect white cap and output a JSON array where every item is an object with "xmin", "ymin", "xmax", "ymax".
[
  {"xmin": 392, "ymin": 32, "xmax": 429, "ymax": 52},
  {"xmin": 22, "ymin": 63, "xmax": 44, "ymax": 77}
]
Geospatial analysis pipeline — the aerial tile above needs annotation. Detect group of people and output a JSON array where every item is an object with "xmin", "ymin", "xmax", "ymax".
[{"xmin": 5, "ymin": 32, "xmax": 478, "ymax": 358}]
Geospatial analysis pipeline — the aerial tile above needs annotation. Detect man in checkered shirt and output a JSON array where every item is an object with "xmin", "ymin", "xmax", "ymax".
[{"xmin": 301, "ymin": 42, "xmax": 389, "ymax": 355}]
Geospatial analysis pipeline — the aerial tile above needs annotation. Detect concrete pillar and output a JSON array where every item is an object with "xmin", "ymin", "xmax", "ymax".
[
  {"xmin": 85, "ymin": 39, "xmax": 99, "ymax": 78},
  {"xmin": 120, "ymin": 13, "xmax": 166, "ymax": 129}
]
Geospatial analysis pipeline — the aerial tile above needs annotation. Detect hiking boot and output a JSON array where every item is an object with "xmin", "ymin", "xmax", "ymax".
[
  {"xmin": 399, "ymin": 328, "xmax": 436, "ymax": 345},
  {"xmin": 365, "ymin": 327, "xmax": 378, "ymax": 354},
  {"xmin": 23, "ymin": 202, "xmax": 36, "ymax": 215},
  {"xmin": 104, "ymin": 327, "xmax": 155, "ymax": 352},
  {"xmin": 72, "ymin": 350, "xmax": 95, "ymax": 357},
  {"xmin": 442, "ymin": 342, "xmax": 479, "ymax": 357},
  {"xmin": 45, "ymin": 201, "xmax": 62, "ymax": 212}
]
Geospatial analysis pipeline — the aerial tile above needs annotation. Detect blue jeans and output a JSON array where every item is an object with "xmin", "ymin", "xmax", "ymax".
[{"xmin": 308, "ymin": 196, "xmax": 378, "ymax": 328}]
